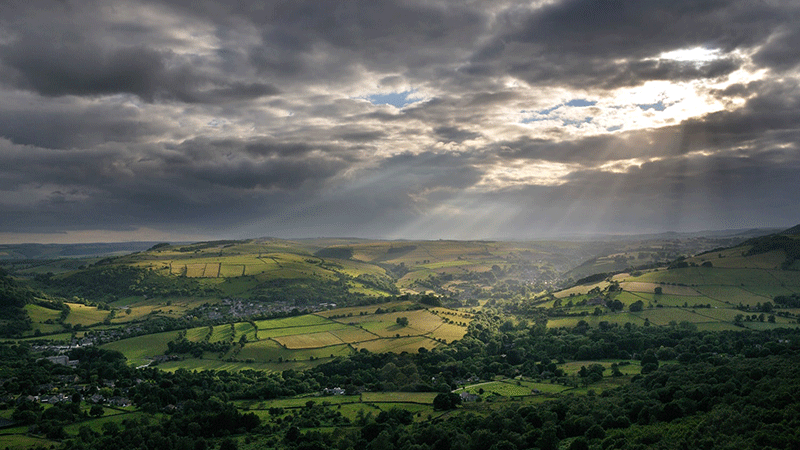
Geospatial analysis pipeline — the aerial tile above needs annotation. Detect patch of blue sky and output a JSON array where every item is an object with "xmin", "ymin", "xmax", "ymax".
[
  {"xmin": 562, "ymin": 117, "xmax": 593, "ymax": 126},
  {"xmin": 521, "ymin": 116, "xmax": 549, "ymax": 124},
  {"xmin": 606, "ymin": 125, "xmax": 622, "ymax": 132},
  {"xmin": 365, "ymin": 90, "xmax": 419, "ymax": 108},
  {"xmin": 637, "ymin": 100, "xmax": 666, "ymax": 111},
  {"xmin": 565, "ymin": 98, "xmax": 597, "ymax": 107},
  {"xmin": 536, "ymin": 105, "xmax": 561, "ymax": 115},
  {"xmin": 521, "ymin": 99, "xmax": 597, "ymax": 124}
]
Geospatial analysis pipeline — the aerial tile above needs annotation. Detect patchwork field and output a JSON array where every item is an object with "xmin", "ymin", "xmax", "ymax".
[
  {"xmin": 549, "ymin": 256, "xmax": 800, "ymax": 331},
  {"xmin": 98, "ymin": 302, "xmax": 467, "ymax": 370}
]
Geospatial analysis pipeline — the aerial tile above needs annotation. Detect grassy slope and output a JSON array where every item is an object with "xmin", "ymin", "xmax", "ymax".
[{"xmin": 547, "ymin": 244, "xmax": 800, "ymax": 330}]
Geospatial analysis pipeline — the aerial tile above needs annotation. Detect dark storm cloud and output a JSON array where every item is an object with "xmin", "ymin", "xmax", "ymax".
[
  {"xmin": 0, "ymin": 39, "xmax": 278, "ymax": 103},
  {"xmin": 511, "ymin": 0, "xmax": 776, "ymax": 57},
  {"xmin": 463, "ymin": 0, "xmax": 798, "ymax": 88},
  {"xmin": 0, "ymin": 98, "xmax": 168, "ymax": 149},
  {"xmin": 335, "ymin": 130, "xmax": 388, "ymax": 143},
  {"xmin": 190, "ymin": 0, "xmax": 487, "ymax": 74},
  {"xmin": 0, "ymin": 137, "xmax": 353, "ymax": 234},
  {"xmin": 0, "ymin": 0, "xmax": 799, "ymax": 240},
  {"xmin": 434, "ymin": 126, "xmax": 482, "ymax": 144},
  {"xmin": 680, "ymin": 79, "xmax": 800, "ymax": 149}
]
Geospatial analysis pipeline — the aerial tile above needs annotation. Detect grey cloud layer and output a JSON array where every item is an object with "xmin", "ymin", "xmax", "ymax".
[{"xmin": 1, "ymin": 0, "xmax": 798, "ymax": 239}]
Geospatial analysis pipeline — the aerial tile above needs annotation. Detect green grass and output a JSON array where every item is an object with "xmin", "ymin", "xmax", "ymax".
[
  {"xmin": 455, "ymin": 380, "xmax": 554, "ymax": 397},
  {"xmin": 328, "ymin": 327, "xmax": 379, "ymax": 343},
  {"xmin": 337, "ymin": 403, "xmax": 380, "ymax": 421},
  {"xmin": 429, "ymin": 323, "xmax": 468, "ymax": 343},
  {"xmin": 234, "ymin": 322, "xmax": 258, "ymax": 341},
  {"xmin": 559, "ymin": 360, "xmax": 641, "ymax": 376},
  {"xmin": 740, "ymin": 321, "xmax": 800, "ymax": 330},
  {"xmin": 354, "ymin": 336, "xmax": 439, "ymax": 353},
  {"xmin": 0, "ymin": 433, "xmax": 58, "ymax": 449},
  {"xmin": 258, "ymin": 322, "xmax": 348, "ymax": 338},
  {"xmin": 547, "ymin": 313, "xmax": 646, "ymax": 329},
  {"xmin": 209, "ymin": 324, "xmax": 234, "ymax": 343},
  {"xmin": 238, "ymin": 339, "xmax": 353, "ymax": 363},
  {"xmin": 373, "ymin": 402, "xmax": 433, "ymax": 417},
  {"xmin": 274, "ymin": 331, "xmax": 345, "ymax": 349},
  {"xmin": 155, "ymin": 357, "xmax": 333, "ymax": 373},
  {"xmin": 360, "ymin": 392, "xmax": 439, "ymax": 403},
  {"xmin": 64, "ymin": 302, "xmax": 110, "ymax": 326},
  {"xmin": 24, "ymin": 303, "xmax": 62, "ymax": 322},
  {"xmin": 185, "ymin": 326, "xmax": 211, "ymax": 342},
  {"xmin": 517, "ymin": 379, "xmax": 576, "ymax": 393},
  {"xmin": 63, "ymin": 411, "xmax": 145, "ymax": 435},
  {"xmin": 235, "ymin": 395, "xmax": 359, "ymax": 410},
  {"xmin": 254, "ymin": 315, "xmax": 333, "ymax": 330},
  {"xmin": 635, "ymin": 308, "xmax": 712, "ymax": 326},
  {"xmin": 102, "ymin": 330, "xmax": 182, "ymax": 366},
  {"xmin": 554, "ymin": 281, "xmax": 610, "ymax": 298}
]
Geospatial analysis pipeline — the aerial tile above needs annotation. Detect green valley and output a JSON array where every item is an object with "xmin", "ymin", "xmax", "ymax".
[{"xmin": 0, "ymin": 228, "xmax": 798, "ymax": 450}]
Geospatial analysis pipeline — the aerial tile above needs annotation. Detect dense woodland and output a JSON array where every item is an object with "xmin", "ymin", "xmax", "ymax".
[{"xmin": 1, "ymin": 313, "xmax": 799, "ymax": 450}]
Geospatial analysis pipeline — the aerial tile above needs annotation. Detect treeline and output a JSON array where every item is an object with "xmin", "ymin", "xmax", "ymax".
[
  {"xmin": 284, "ymin": 353, "xmax": 800, "ymax": 450},
  {"xmin": 0, "ymin": 268, "xmax": 37, "ymax": 336},
  {"xmin": 744, "ymin": 234, "xmax": 800, "ymax": 268},
  {"xmin": 249, "ymin": 276, "xmax": 372, "ymax": 305},
  {"xmin": 38, "ymin": 265, "xmax": 218, "ymax": 300}
]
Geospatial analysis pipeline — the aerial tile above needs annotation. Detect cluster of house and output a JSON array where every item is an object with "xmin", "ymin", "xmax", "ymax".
[
  {"xmin": 14, "ymin": 393, "xmax": 131, "ymax": 407},
  {"xmin": 32, "ymin": 324, "xmax": 146, "ymax": 350},
  {"xmin": 321, "ymin": 387, "xmax": 346, "ymax": 395},
  {"xmin": 459, "ymin": 392, "xmax": 479, "ymax": 402},
  {"xmin": 10, "ymin": 362, "xmax": 134, "ymax": 408},
  {"xmin": 192, "ymin": 298, "xmax": 339, "ymax": 321}
]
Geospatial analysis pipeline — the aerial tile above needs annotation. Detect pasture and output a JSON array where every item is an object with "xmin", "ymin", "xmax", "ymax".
[
  {"xmin": 258, "ymin": 322, "xmax": 347, "ymax": 339},
  {"xmin": 99, "ymin": 303, "xmax": 470, "ymax": 371},
  {"xmin": 254, "ymin": 314, "xmax": 332, "ymax": 329},
  {"xmin": 0, "ymin": 434, "xmax": 57, "ymax": 449},
  {"xmin": 353, "ymin": 335, "xmax": 439, "ymax": 353},
  {"xmin": 155, "ymin": 357, "xmax": 328, "ymax": 373},
  {"xmin": 64, "ymin": 302, "xmax": 109, "ymax": 326},
  {"xmin": 102, "ymin": 330, "xmax": 183, "ymax": 367},
  {"xmin": 360, "ymin": 392, "xmax": 439, "ymax": 403},
  {"xmin": 24, "ymin": 303, "xmax": 62, "ymax": 323}
]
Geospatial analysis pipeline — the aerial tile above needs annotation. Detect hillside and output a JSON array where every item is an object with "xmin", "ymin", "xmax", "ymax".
[
  {"xmin": 0, "ymin": 230, "xmax": 795, "ymax": 341},
  {"xmin": 541, "ymin": 232, "xmax": 800, "ymax": 332},
  {"xmin": 0, "ymin": 232, "xmax": 799, "ymax": 450}
]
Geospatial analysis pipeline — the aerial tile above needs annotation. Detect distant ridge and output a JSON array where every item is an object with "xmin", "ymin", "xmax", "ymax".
[
  {"xmin": 739, "ymin": 224, "xmax": 800, "ymax": 269},
  {"xmin": 780, "ymin": 223, "xmax": 800, "ymax": 236}
]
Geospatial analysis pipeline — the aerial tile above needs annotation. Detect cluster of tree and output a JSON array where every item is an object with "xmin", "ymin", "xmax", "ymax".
[
  {"xmin": 0, "ymin": 268, "xmax": 37, "ymax": 336},
  {"xmin": 2, "ymin": 309, "xmax": 800, "ymax": 449},
  {"xmin": 354, "ymin": 273, "xmax": 400, "ymax": 295},
  {"xmin": 165, "ymin": 335, "xmax": 232, "ymax": 358},
  {"xmin": 774, "ymin": 294, "xmax": 800, "ymax": 308},
  {"xmin": 249, "ymin": 276, "xmax": 374, "ymax": 305},
  {"xmin": 744, "ymin": 234, "xmax": 800, "ymax": 268},
  {"xmin": 39, "ymin": 265, "xmax": 217, "ymax": 300}
]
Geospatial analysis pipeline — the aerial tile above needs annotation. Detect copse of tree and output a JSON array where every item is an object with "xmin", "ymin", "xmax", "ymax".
[
  {"xmin": 147, "ymin": 242, "xmax": 171, "ymax": 251},
  {"xmin": 573, "ymin": 273, "xmax": 609, "ymax": 286},
  {"xmin": 433, "ymin": 392, "xmax": 461, "ymax": 410}
]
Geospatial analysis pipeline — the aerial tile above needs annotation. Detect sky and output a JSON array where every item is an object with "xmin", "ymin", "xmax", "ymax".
[{"xmin": 1, "ymin": 0, "xmax": 799, "ymax": 243}]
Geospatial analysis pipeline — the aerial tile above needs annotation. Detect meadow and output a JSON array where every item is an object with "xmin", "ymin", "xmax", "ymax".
[
  {"xmin": 64, "ymin": 303, "xmax": 109, "ymax": 326},
  {"xmin": 99, "ymin": 302, "xmax": 468, "ymax": 371}
]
